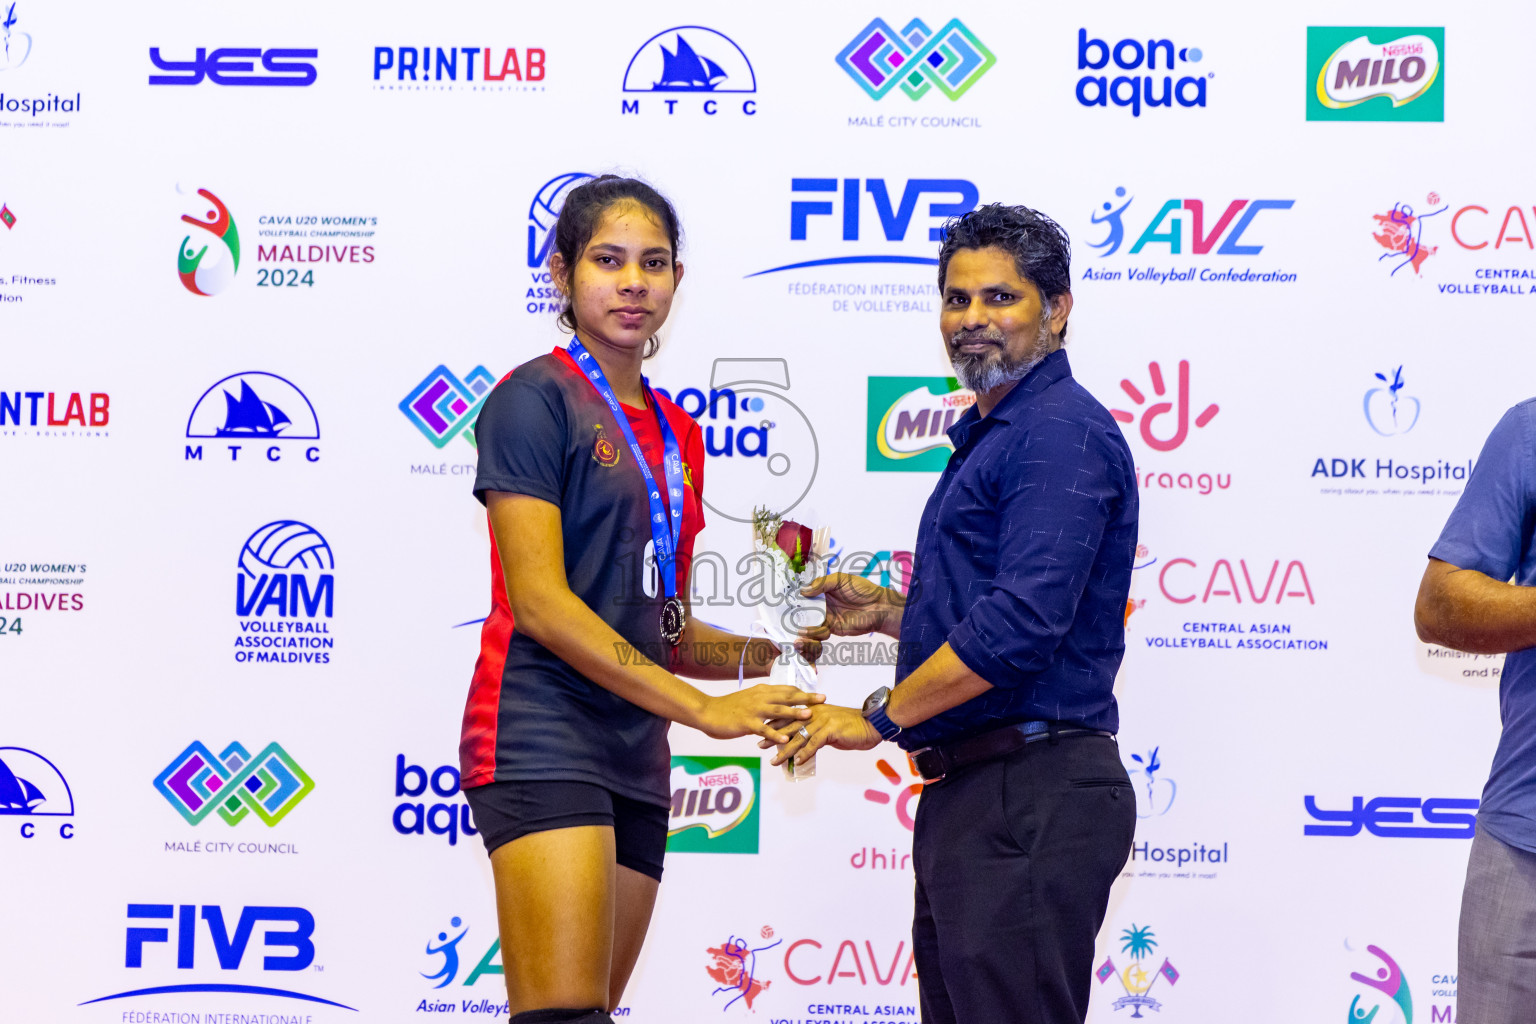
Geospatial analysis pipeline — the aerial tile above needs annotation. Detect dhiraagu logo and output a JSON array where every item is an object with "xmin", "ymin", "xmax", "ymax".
[
  {"xmin": 1307, "ymin": 27, "xmax": 1443, "ymax": 122},
  {"xmin": 667, "ymin": 756, "xmax": 759, "ymax": 854},
  {"xmin": 867, "ymin": 376, "xmax": 974, "ymax": 471}
]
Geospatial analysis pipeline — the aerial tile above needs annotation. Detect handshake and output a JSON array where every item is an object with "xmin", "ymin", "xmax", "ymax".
[{"xmin": 745, "ymin": 571, "xmax": 906, "ymax": 770}]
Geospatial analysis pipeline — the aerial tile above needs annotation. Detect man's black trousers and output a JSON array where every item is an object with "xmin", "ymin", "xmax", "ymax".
[{"xmin": 912, "ymin": 733, "xmax": 1136, "ymax": 1023}]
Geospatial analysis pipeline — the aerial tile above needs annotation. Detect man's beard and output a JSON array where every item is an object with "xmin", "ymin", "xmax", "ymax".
[{"xmin": 948, "ymin": 319, "xmax": 1054, "ymax": 394}]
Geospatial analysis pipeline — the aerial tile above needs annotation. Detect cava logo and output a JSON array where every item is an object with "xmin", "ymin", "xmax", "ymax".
[
  {"xmin": 177, "ymin": 186, "xmax": 240, "ymax": 297},
  {"xmin": 1307, "ymin": 27, "xmax": 1443, "ymax": 122},
  {"xmin": 867, "ymin": 376, "xmax": 974, "ymax": 471},
  {"xmin": 668, "ymin": 755, "xmax": 759, "ymax": 853},
  {"xmin": 154, "ymin": 741, "xmax": 314, "ymax": 827}
]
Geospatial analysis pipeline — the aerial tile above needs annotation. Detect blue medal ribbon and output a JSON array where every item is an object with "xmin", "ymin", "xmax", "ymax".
[{"xmin": 568, "ymin": 338, "xmax": 686, "ymax": 608}]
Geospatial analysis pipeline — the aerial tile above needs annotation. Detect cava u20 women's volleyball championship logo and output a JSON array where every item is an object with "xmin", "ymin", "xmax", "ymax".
[{"xmin": 177, "ymin": 186, "xmax": 241, "ymax": 296}]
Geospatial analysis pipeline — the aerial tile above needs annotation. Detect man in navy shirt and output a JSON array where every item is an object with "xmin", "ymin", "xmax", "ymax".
[
  {"xmin": 775, "ymin": 204, "xmax": 1139, "ymax": 1024},
  {"xmin": 1417, "ymin": 400, "xmax": 1536, "ymax": 1022}
]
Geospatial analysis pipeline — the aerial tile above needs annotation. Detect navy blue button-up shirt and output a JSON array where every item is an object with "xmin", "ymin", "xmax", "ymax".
[{"xmin": 895, "ymin": 349, "xmax": 1139, "ymax": 749}]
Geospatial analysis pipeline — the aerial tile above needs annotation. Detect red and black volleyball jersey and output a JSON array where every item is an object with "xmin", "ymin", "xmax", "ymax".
[{"xmin": 461, "ymin": 348, "xmax": 705, "ymax": 807}]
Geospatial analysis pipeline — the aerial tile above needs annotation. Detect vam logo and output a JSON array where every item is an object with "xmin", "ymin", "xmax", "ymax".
[
  {"xmin": 233, "ymin": 520, "xmax": 336, "ymax": 665},
  {"xmin": 1076, "ymin": 29, "xmax": 1208, "ymax": 116},
  {"xmin": 177, "ymin": 186, "xmax": 240, "ymax": 297},
  {"xmin": 148, "ymin": 46, "xmax": 318, "ymax": 86},
  {"xmin": 154, "ymin": 741, "xmax": 313, "ymax": 827},
  {"xmin": 0, "ymin": 746, "xmax": 75, "ymax": 838},
  {"xmin": 668, "ymin": 756, "xmax": 759, "ymax": 854},
  {"xmin": 400, "ymin": 365, "xmax": 495, "ymax": 449},
  {"xmin": 185, "ymin": 372, "xmax": 320, "ymax": 464},
  {"xmin": 1, "ymin": 3, "xmax": 32, "ymax": 70},
  {"xmin": 526, "ymin": 172, "xmax": 594, "ymax": 311},
  {"xmin": 866, "ymin": 376, "xmax": 974, "ymax": 472},
  {"xmin": 1308, "ymin": 27, "xmax": 1443, "ymax": 122},
  {"xmin": 836, "ymin": 17, "xmax": 994, "ymax": 101},
  {"xmin": 1096, "ymin": 924, "xmax": 1181, "ymax": 1014},
  {"xmin": 621, "ymin": 26, "xmax": 756, "ymax": 116}
]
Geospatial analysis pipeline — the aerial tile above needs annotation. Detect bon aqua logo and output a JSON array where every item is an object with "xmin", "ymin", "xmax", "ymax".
[{"xmin": 177, "ymin": 186, "xmax": 240, "ymax": 296}]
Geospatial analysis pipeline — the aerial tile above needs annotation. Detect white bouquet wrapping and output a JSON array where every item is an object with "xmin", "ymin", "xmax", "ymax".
[{"xmin": 745, "ymin": 508, "xmax": 832, "ymax": 781}]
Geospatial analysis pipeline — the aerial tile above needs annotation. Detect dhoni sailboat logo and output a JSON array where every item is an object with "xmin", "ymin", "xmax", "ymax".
[
  {"xmin": 621, "ymin": 26, "xmax": 758, "ymax": 116},
  {"xmin": 186, "ymin": 373, "xmax": 320, "ymax": 441}
]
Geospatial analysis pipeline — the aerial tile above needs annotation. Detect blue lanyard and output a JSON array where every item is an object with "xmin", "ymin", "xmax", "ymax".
[{"xmin": 568, "ymin": 338, "xmax": 685, "ymax": 600}]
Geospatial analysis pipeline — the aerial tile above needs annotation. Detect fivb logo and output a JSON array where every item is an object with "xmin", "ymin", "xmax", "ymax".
[
  {"xmin": 177, "ymin": 186, "xmax": 240, "ymax": 296},
  {"xmin": 400, "ymin": 366, "xmax": 495, "ymax": 448},
  {"xmin": 154, "ymin": 741, "xmax": 314, "ymax": 827},
  {"xmin": 836, "ymin": 17, "xmax": 995, "ymax": 101}
]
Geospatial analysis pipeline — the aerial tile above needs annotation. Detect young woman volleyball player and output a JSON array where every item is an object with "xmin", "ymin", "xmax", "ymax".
[{"xmin": 460, "ymin": 176, "xmax": 822, "ymax": 1024}]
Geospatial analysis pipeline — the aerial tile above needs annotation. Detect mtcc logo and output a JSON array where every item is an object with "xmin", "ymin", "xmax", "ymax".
[
  {"xmin": 154, "ymin": 741, "xmax": 314, "ymax": 827},
  {"xmin": 621, "ymin": 26, "xmax": 756, "ymax": 116},
  {"xmin": 1, "ymin": 3, "xmax": 32, "ymax": 70},
  {"xmin": 1127, "ymin": 747, "xmax": 1175, "ymax": 818},
  {"xmin": 1077, "ymin": 29, "xmax": 1207, "ymax": 116},
  {"xmin": 177, "ymin": 185, "xmax": 240, "ymax": 296},
  {"xmin": 1365, "ymin": 366, "xmax": 1420, "ymax": 436},
  {"xmin": 0, "ymin": 746, "xmax": 75, "ymax": 838},
  {"xmin": 1096, "ymin": 923, "xmax": 1181, "ymax": 1015},
  {"xmin": 400, "ymin": 365, "xmax": 495, "ymax": 448},
  {"xmin": 1088, "ymin": 187, "xmax": 1293, "ymax": 258},
  {"xmin": 655, "ymin": 358, "xmax": 817, "ymax": 524},
  {"xmin": 836, "ymin": 17, "xmax": 994, "ymax": 101},
  {"xmin": 1110, "ymin": 360, "xmax": 1219, "ymax": 452},
  {"xmin": 185, "ymin": 371, "xmax": 321, "ymax": 464}
]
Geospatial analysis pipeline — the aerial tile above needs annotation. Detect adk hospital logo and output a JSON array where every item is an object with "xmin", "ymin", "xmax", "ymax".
[{"xmin": 233, "ymin": 520, "xmax": 335, "ymax": 666}]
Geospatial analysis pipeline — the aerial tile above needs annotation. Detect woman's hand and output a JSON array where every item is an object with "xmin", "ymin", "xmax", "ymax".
[
  {"xmin": 690, "ymin": 685, "xmax": 826, "ymax": 743},
  {"xmin": 798, "ymin": 573, "xmax": 897, "ymax": 643},
  {"xmin": 760, "ymin": 703, "xmax": 882, "ymax": 766}
]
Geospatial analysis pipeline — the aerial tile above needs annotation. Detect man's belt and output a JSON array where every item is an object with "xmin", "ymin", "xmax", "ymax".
[{"xmin": 909, "ymin": 720, "xmax": 1115, "ymax": 783}]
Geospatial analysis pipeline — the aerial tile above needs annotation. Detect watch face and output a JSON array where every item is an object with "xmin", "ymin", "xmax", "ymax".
[{"xmin": 863, "ymin": 687, "xmax": 887, "ymax": 715}]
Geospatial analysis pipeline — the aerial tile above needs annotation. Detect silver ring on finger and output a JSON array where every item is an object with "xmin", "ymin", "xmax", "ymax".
[{"xmin": 799, "ymin": 727, "xmax": 810, "ymax": 740}]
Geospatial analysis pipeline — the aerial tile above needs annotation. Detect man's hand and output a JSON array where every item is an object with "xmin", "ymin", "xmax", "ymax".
[
  {"xmin": 798, "ymin": 573, "xmax": 899, "ymax": 644},
  {"xmin": 759, "ymin": 703, "xmax": 882, "ymax": 767},
  {"xmin": 691, "ymin": 685, "xmax": 826, "ymax": 744}
]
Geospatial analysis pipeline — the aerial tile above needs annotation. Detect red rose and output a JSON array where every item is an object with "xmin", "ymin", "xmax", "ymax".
[{"xmin": 775, "ymin": 521, "xmax": 813, "ymax": 571}]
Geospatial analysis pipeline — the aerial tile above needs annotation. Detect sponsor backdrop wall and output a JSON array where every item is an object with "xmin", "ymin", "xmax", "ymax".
[{"xmin": 0, "ymin": 0, "xmax": 1516, "ymax": 1021}]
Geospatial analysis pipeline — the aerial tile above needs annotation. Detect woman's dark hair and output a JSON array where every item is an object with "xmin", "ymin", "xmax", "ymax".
[
  {"xmin": 936, "ymin": 203, "xmax": 1073, "ymax": 341},
  {"xmin": 551, "ymin": 174, "xmax": 682, "ymax": 358}
]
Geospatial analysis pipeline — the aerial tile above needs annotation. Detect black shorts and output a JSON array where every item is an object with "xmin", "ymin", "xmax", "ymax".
[{"xmin": 463, "ymin": 779, "xmax": 668, "ymax": 881}]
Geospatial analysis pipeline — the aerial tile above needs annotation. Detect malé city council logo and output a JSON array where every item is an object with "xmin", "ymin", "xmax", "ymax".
[
  {"xmin": 177, "ymin": 186, "xmax": 240, "ymax": 296},
  {"xmin": 836, "ymin": 17, "xmax": 994, "ymax": 101},
  {"xmin": 154, "ymin": 741, "xmax": 314, "ymax": 826},
  {"xmin": 400, "ymin": 365, "xmax": 496, "ymax": 448},
  {"xmin": 1306, "ymin": 27, "xmax": 1443, "ymax": 122}
]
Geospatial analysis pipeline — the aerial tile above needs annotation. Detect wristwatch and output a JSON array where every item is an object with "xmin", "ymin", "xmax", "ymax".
[{"xmin": 861, "ymin": 686, "xmax": 903, "ymax": 741}]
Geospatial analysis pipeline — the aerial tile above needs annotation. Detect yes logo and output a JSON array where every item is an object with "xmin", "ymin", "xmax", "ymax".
[
  {"xmin": 177, "ymin": 187, "xmax": 240, "ymax": 297},
  {"xmin": 668, "ymin": 756, "xmax": 759, "ymax": 854},
  {"xmin": 1111, "ymin": 361, "xmax": 1219, "ymax": 452}
]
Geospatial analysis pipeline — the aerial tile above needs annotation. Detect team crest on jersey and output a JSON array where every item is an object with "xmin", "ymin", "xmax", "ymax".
[{"xmin": 592, "ymin": 424, "xmax": 621, "ymax": 467}]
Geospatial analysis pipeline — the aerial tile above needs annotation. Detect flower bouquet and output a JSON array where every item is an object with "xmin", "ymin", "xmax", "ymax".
[{"xmin": 750, "ymin": 507, "xmax": 832, "ymax": 781}]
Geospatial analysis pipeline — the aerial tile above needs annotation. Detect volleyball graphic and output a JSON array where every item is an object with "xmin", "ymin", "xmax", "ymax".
[
  {"xmin": 177, "ymin": 185, "xmax": 241, "ymax": 297},
  {"xmin": 238, "ymin": 520, "xmax": 335, "ymax": 578},
  {"xmin": 527, "ymin": 172, "xmax": 594, "ymax": 268}
]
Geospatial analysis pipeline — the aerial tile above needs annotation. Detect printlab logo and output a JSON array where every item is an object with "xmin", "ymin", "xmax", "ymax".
[
  {"xmin": 177, "ymin": 186, "xmax": 240, "ymax": 297},
  {"xmin": 655, "ymin": 358, "xmax": 818, "ymax": 524},
  {"xmin": 234, "ymin": 521, "xmax": 335, "ymax": 665},
  {"xmin": 393, "ymin": 755, "xmax": 478, "ymax": 846},
  {"xmin": 1365, "ymin": 366, "xmax": 1420, "ymax": 436},
  {"xmin": 866, "ymin": 376, "xmax": 974, "ymax": 472},
  {"xmin": 706, "ymin": 927, "xmax": 780, "ymax": 1011},
  {"xmin": 1304, "ymin": 794, "xmax": 1478, "ymax": 839},
  {"xmin": 668, "ymin": 756, "xmax": 759, "ymax": 854},
  {"xmin": 1084, "ymin": 186, "xmax": 1296, "ymax": 278},
  {"xmin": 621, "ymin": 26, "xmax": 757, "ymax": 116},
  {"xmin": 400, "ymin": 365, "xmax": 495, "ymax": 449},
  {"xmin": 185, "ymin": 372, "xmax": 321, "ymax": 463},
  {"xmin": 1096, "ymin": 924, "xmax": 1181, "ymax": 1015},
  {"xmin": 81, "ymin": 903, "xmax": 353, "ymax": 1009},
  {"xmin": 1, "ymin": 746, "xmax": 75, "ymax": 839},
  {"xmin": 1076, "ymin": 29, "xmax": 1208, "ymax": 117},
  {"xmin": 1127, "ymin": 747, "xmax": 1175, "ymax": 819},
  {"xmin": 1110, "ymin": 360, "xmax": 1219, "ymax": 452},
  {"xmin": 836, "ymin": 18, "xmax": 994, "ymax": 101},
  {"xmin": 1307, "ymin": 27, "xmax": 1443, "ymax": 122},
  {"xmin": 372, "ymin": 44, "xmax": 544, "ymax": 90},
  {"xmin": 0, "ymin": 388, "xmax": 110, "ymax": 436},
  {"xmin": 526, "ymin": 172, "xmax": 593, "ymax": 312},
  {"xmin": 1, "ymin": 3, "xmax": 30, "ymax": 70},
  {"xmin": 154, "ymin": 742, "xmax": 313, "ymax": 827},
  {"xmin": 863, "ymin": 755, "xmax": 926, "ymax": 830},
  {"xmin": 1348, "ymin": 945, "xmax": 1413, "ymax": 1024},
  {"xmin": 148, "ymin": 46, "xmax": 318, "ymax": 86}
]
